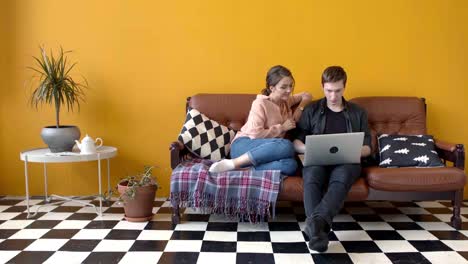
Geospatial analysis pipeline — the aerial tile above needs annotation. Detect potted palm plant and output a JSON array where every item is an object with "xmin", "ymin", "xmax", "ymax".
[
  {"xmin": 29, "ymin": 46, "xmax": 87, "ymax": 152},
  {"xmin": 117, "ymin": 166, "xmax": 158, "ymax": 222}
]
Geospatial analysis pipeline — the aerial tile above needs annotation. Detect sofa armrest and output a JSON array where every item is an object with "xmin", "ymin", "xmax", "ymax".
[
  {"xmin": 170, "ymin": 141, "xmax": 187, "ymax": 169},
  {"xmin": 435, "ymin": 139, "xmax": 465, "ymax": 170}
]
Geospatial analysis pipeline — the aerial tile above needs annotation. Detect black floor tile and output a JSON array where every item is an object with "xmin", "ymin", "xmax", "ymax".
[
  {"xmin": 84, "ymin": 220, "xmax": 119, "ymax": 229},
  {"xmin": 170, "ymin": 231, "xmax": 205, "ymax": 240},
  {"xmin": 153, "ymin": 200, "xmax": 164, "ymax": 207},
  {"xmin": 89, "ymin": 200, "xmax": 114, "ymax": 207},
  {"xmin": 237, "ymin": 231, "xmax": 271, "ymax": 242},
  {"xmin": 0, "ymin": 239, "xmax": 35, "ymax": 250},
  {"xmin": 409, "ymin": 240, "xmax": 454, "ymax": 252},
  {"xmin": 59, "ymin": 239, "xmax": 100, "ymax": 251},
  {"xmin": 156, "ymin": 207, "xmax": 173, "ymax": 214},
  {"xmin": 0, "ymin": 229, "xmax": 19, "ymax": 239},
  {"xmin": 275, "ymin": 206, "xmax": 295, "ymax": 214},
  {"xmin": 429, "ymin": 231, "xmax": 468, "ymax": 240},
  {"xmin": 389, "ymin": 222, "xmax": 424, "ymax": 230},
  {"xmin": 42, "ymin": 229, "xmax": 80, "ymax": 239},
  {"xmin": 67, "ymin": 213, "xmax": 98, "ymax": 220},
  {"xmin": 129, "ymin": 240, "xmax": 167, "ymax": 251},
  {"xmin": 104, "ymin": 207, "xmax": 125, "ymax": 214},
  {"xmin": 366, "ymin": 230, "xmax": 405, "ymax": 240},
  {"xmin": 7, "ymin": 251, "xmax": 54, "ymax": 263},
  {"xmin": 0, "ymin": 199, "xmax": 22, "ymax": 205},
  {"xmin": 180, "ymin": 214, "xmax": 210, "ymax": 222},
  {"xmin": 272, "ymin": 242, "xmax": 310, "ymax": 253},
  {"xmin": 351, "ymin": 214, "xmax": 384, "ymax": 222},
  {"xmin": 458, "ymin": 251, "xmax": 468, "ymax": 261},
  {"xmin": 159, "ymin": 252, "xmax": 199, "ymax": 264},
  {"xmin": 372, "ymin": 207, "xmax": 403, "ymax": 214},
  {"xmin": 236, "ymin": 253, "xmax": 275, "ymax": 264},
  {"xmin": 331, "ymin": 222, "xmax": 362, "ymax": 231},
  {"xmin": 83, "ymin": 252, "xmax": 126, "ymax": 264},
  {"xmin": 25, "ymin": 220, "xmax": 61, "ymax": 229},
  {"xmin": 385, "ymin": 252, "xmax": 431, "ymax": 264},
  {"xmin": 51, "ymin": 206, "xmax": 82, "ymax": 212},
  {"xmin": 268, "ymin": 222, "xmax": 300, "ymax": 231},
  {"xmin": 144, "ymin": 221, "xmax": 176, "ymax": 230},
  {"xmin": 4, "ymin": 206, "xmax": 27, "ymax": 212},
  {"xmin": 201, "ymin": 241, "xmax": 237, "ymax": 252},
  {"xmin": 424, "ymin": 207, "xmax": 453, "ymax": 214},
  {"xmin": 207, "ymin": 222, "xmax": 238, "ymax": 231},
  {"xmin": 392, "ymin": 202, "xmax": 419, "ymax": 207},
  {"xmin": 104, "ymin": 229, "xmax": 142, "ymax": 240},
  {"xmin": 407, "ymin": 214, "xmax": 442, "ymax": 222},
  {"xmin": 312, "ymin": 253, "xmax": 353, "ymax": 264},
  {"xmin": 340, "ymin": 241, "xmax": 382, "ymax": 253}
]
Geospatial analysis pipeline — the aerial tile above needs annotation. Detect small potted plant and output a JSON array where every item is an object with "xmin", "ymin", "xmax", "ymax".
[
  {"xmin": 117, "ymin": 166, "xmax": 158, "ymax": 222},
  {"xmin": 28, "ymin": 46, "xmax": 88, "ymax": 152}
]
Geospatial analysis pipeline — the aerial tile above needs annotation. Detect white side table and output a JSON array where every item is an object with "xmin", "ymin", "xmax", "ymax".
[{"xmin": 20, "ymin": 146, "xmax": 118, "ymax": 218}]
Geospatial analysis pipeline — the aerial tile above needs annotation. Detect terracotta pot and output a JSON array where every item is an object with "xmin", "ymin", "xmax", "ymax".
[{"xmin": 117, "ymin": 181, "xmax": 157, "ymax": 222}]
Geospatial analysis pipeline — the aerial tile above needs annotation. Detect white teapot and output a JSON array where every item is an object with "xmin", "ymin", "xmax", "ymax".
[{"xmin": 75, "ymin": 134, "xmax": 103, "ymax": 154}]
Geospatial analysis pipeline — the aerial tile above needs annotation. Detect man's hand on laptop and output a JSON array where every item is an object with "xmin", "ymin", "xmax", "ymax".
[{"xmin": 361, "ymin": 145, "xmax": 371, "ymax": 157}]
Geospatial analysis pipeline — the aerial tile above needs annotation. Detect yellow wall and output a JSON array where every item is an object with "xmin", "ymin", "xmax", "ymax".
[{"xmin": 1, "ymin": 0, "xmax": 467, "ymax": 198}]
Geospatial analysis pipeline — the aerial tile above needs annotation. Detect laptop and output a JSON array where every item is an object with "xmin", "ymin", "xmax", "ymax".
[{"xmin": 299, "ymin": 132, "xmax": 364, "ymax": 166}]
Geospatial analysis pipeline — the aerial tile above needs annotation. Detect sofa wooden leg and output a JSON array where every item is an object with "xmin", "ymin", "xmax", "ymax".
[
  {"xmin": 450, "ymin": 189, "xmax": 463, "ymax": 230},
  {"xmin": 171, "ymin": 204, "xmax": 180, "ymax": 225}
]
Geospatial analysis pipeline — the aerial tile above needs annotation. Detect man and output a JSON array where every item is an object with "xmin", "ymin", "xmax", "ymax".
[{"xmin": 293, "ymin": 66, "xmax": 371, "ymax": 252}]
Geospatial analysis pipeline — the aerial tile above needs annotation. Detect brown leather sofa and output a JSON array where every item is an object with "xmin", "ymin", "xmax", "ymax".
[{"xmin": 170, "ymin": 94, "xmax": 466, "ymax": 229}]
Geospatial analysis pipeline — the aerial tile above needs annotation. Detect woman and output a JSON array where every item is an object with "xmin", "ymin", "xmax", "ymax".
[{"xmin": 209, "ymin": 65, "xmax": 311, "ymax": 175}]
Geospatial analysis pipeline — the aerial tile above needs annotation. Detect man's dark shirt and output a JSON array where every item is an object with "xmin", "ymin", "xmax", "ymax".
[{"xmin": 324, "ymin": 106, "xmax": 347, "ymax": 134}]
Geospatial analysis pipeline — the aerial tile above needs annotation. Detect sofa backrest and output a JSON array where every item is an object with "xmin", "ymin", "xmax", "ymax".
[{"xmin": 188, "ymin": 94, "xmax": 427, "ymax": 151}]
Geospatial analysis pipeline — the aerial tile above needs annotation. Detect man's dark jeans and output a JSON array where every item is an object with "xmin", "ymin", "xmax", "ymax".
[{"xmin": 303, "ymin": 164, "xmax": 361, "ymax": 229}]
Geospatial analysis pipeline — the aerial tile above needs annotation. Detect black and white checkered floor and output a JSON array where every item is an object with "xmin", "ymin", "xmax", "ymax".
[{"xmin": 0, "ymin": 196, "xmax": 467, "ymax": 264}]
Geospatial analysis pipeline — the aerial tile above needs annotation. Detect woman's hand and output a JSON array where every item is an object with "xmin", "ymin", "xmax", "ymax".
[
  {"xmin": 299, "ymin": 92, "xmax": 312, "ymax": 102},
  {"xmin": 281, "ymin": 119, "xmax": 296, "ymax": 132}
]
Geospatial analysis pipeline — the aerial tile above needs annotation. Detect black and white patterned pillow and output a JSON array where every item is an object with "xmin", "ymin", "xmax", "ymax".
[
  {"xmin": 178, "ymin": 108, "xmax": 237, "ymax": 161},
  {"xmin": 378, "ymin": 134, "xmax": 444, "ymax": 168}
]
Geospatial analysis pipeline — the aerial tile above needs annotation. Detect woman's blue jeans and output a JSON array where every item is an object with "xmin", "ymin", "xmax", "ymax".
[{"xmin": 230, "ymin": 137, "xmax": 298, "ymax": 175}]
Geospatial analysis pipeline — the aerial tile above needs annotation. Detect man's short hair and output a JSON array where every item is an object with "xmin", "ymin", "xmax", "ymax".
[{"xmin": 321, "ymin": 66, "xmax": 347, "ymax": 87}]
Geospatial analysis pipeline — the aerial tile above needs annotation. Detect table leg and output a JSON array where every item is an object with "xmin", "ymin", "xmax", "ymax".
[
  {"xmin": 107, "ymin": 158, "xmax": 111, "ymax": 199},
  {"xmin": 44, "ymin": 163, "xmax": 48, "ymax": 202},
  {"xmin": 24, "ymin": 156, "xmax": 31, "ymax": 218},
  {"xmin": 98, "ymin": 153, "xmax": 102, "ymax": 216}
]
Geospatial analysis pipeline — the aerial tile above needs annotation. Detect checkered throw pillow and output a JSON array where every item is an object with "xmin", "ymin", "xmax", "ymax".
[{"xmin": 178, "ymin": 108, "xmax": 237, "ymax": 161}]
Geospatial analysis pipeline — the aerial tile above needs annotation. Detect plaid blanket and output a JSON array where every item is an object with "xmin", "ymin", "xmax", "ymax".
[{"xmin": 170, "ymin": 158, "xmax": 281, "ymax": 222}]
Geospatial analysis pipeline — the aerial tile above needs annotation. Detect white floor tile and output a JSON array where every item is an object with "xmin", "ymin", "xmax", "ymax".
[
  {"xmin": 0, "ymin": 206, "xmax": 9, "ymax": 212},
  {"xmin": 415, "ymin": 201, "xmax": 445, "ymax": 208},
  {"xmin": 113, "ymin": 221, "xmax": 148, "ymax": 230},
  {"xmin": 269, "ymin": 231, "xmax": 305, "ymax": 242},
  {"xmin": 432, "ymin": 214, "xmax": 458, "ymax": 222},
  {"xmin": 61, "ymin": 200, "xmax": 92, "ymax": 207},
  {"xmin": 375, "ymin": 240, "xmax": 418, "ymax": 252},
  {"xmin": 460, "ymin": 230, "xmax": 468, "ymax": 237},
  {"xmin": 44, "ymin": 251, "xmax": 90, "ymax": 264},
  {"xmin": 208, "ymin": 214, "xmax": 238, "ymax": 222},
  {"xmin": 174, "ymin": 221, "xmax": 208, "ymax": 231},
  {"xmin": 24, "ymin": 239, "xmax": 68, "ymax": 251},
  {"xmin": 93, "ymin": 239, "xmax": 135, "ymax": 252},
  {"xmin": 164, "ymin": 240, "xmax": 203, "ymax": 252},
  {"xmin": 397, "ymin": 230, "xmax": 438, "ymax": 240},
  {"xmin": 237, "ymin": 222, "xmax": 269, "ymax": 232},
  {"xmin": 203, "ymin": 231, "xmax": 237, "ymax": 242},
  {"xmin": 15, "ymin": 199, "xmax": 43, "ymax": 206},
  {"xmin": 72, "ymin": 229, "xmax": 111, "ymax": 240},
  {"xmin": 460, "ymin": 207, "xmax": 468, "ymax": 214},
  {"xmin": 236, "ymin": 241, "xmax": 273, "ymax": 253},
  {"xmin": 151, "ymin": 214, "xmax": 172, "ymax": 221},
  {"xmin": 0, "ymin": 220, "xmax": 34, "ymax": 229},
  {"xmin": 94, "ymin": 213, "xmax": 123, "ymax": 221},
  {"xmin": 422, "ymin": 251, "xmax": 468, "ymax": 264},
  {"xmin": 119, "ymin": 252, "xmax": 162, "ymax": 264},
  {"xmin": 416, "ymin": 222, "xmax": 455, "ymax": 231},
  {"xmin": 9, "ymin": 229, "xmax": 49, "ymax": 239},
  {"xmin": 441, "ymin": 240, "xmax": 468, "ymax": 251},
  {"xmin": 358, "ymin": 222, "xmax": 394, "ymax": 230},
  {"xmin": 333, "ymin": 230, "xmax": 372, "ymax": 241},
  {"xmin": 137, "ymin": 230, "xmax": 174, "ymax": 240},
  {"xmin": 348, "ymin": 253, "xmax": 392, "ymax": 264},
  {"xmin": 398, "ymin": 207, "xmax": 430, "ymax": 215},
  {"xmin": 197, "ymin": 252, "xmax": 236, "ymax": 264},
  {"xmin": 274, "ymin": 253, "xmax": 314, "ymax": 264},
  {"xmin": 76, "ymin": 207, "xmax": 105, "ymax": 214},
  {"xmin": 53, "ymin": 220, "xmax": 91, "ymax": 229},
  {"xmin": 333, "ymin": 214, "xmax": 356, "ymax": 222},
  {"xmin": 379, "ymin": 214, "xmax": 413, "ymax": 222},
  {"xmin": 38, "ymin": 212, "xmax": 73, "ymax": 220},
  {"xmin": 0, "ymin": 251, "xmax": 20, "ymax": 263},
  {"xmin": 320, "ymin": 241, "xmax": 347, "ymax": 253},
  {"xmin": 29, "ymin": 205, "xmax": 58, "ymax": 212},
  {"xmin": 0, "ymin": 213, "xmax": 22, "ymax": 221}
]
